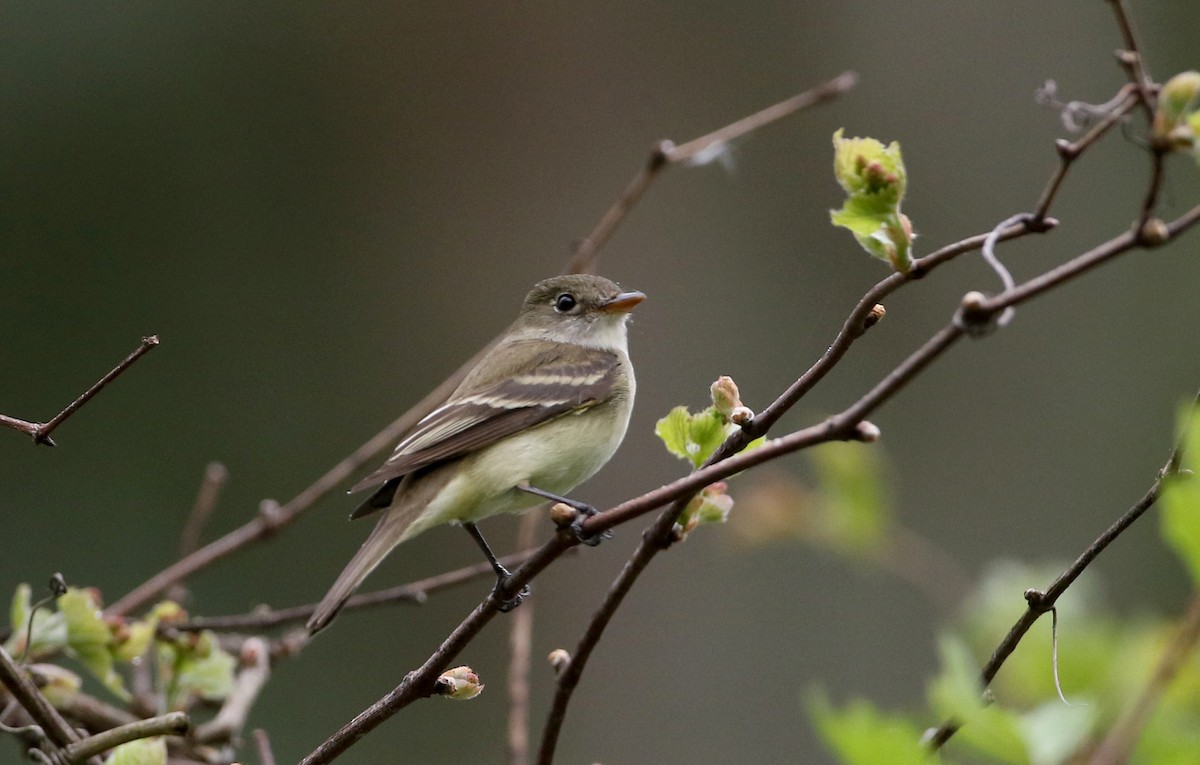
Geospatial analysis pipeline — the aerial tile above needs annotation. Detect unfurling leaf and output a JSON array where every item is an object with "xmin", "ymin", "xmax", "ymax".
[
  {"xmin": 158, "ymin": 630, "xmax": 236, "ymax": 710},
  {"xmin": 656, "ymin": 405, "xmax": 728, "ymax": 469},
  {"xmin": 831, "ymin": 129, "xmax": 914, "ymax": 273},
  {"xmin": 438, "ymin": 666, "xmax": 485, "ymax": 700},
  {"xmin": 1156, "ymin": 71, "xmax": 1200, "ymax": 152},
  {"xmin": 677, "ymin": 482, "xmax": 735, "ymax": 538},
  {"xmin": 58, "ymin": 588, "xmax": 128, "ymax": 700}
]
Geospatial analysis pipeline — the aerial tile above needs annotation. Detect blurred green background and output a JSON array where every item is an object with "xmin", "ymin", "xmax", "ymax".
[{"xmin": 3, "ymin": 2, "xmax": 1199, "ymax": 763}]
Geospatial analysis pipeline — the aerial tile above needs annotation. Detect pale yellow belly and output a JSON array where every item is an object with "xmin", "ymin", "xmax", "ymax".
[{"xmin": 400, "ymin": 397, "xmax": 632, "ymax": 541}]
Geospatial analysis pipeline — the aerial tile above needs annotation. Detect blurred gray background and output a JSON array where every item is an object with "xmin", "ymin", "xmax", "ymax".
[{"xmin": 3, "ymin": 2, "xmax": 1199, "ymax": 763}]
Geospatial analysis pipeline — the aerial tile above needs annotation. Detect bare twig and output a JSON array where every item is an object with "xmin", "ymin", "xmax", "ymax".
[
  {"xmin": 178, "ymin": 463, "xmax": 229, "ymax": 560},
  {"xmin": 1032, "ymin": 86, "xmax": 1138, "ymax": 224},
  {"xmin": 507, "ymin": 513, "xmax": 539, "ymax": 765},
  {"xmin": 60, "ymin": 711, "xmax": 189, "ymax": 764},
  {"xmin": 104, "ymin": 366, "xmax": 471, "ymax": 617},
  {"xmin": 253, "ymin": 729, "xmax": 277, "ymax": 765},
  {"xmin": 563, "ymin": 71, "xmax": 858, "ymax": 275},
  {"xmin": 195, "ymin": 638, "xmax": 269, "ymax": 744},
  {"xmin": 0, "ymin": 335, "xmax": 159, "ymax": 446},
  {"xmin": 0, "ymin": 645, "xmax": 99, "ymax": 765},
  {"xmin": 1086, "ymin": 593, "xmax": 1200, "ymax": 765},
  {"xmin": 301, "ymin": 185, "xmax": 1200, "ymax": 765},
  {"xmin": 104, "ymin": 73, "xmax": 859, "ymax": 621},
  {"xmin": 927, "ymin": 390, "xmax": 1196, "ymax": 750},
  {"xmin": 174, "ymin": 550, "xmax": 536, "ymax": 633},
  {"xmin": 1108, "ymin": 0, "xmax": 1156, "ymax": 120}
]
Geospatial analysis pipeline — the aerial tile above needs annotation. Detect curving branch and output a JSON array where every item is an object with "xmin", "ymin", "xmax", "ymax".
[
  {"xmin": 172, "ymin": 549, "xmax": 537, "ymax": 633},
  {"xmin": 563, "ymin": 70, "xmax": 858, "ymax": 276},
  {"xmin": 0, "ymin": 645, "xmax": 102, "ymax": 765},
  {"xmin": 301, "ymin": 190, "xmax": 1200, "ymax": 764},
  {"xmin": 927, "ymin": 402, "xmax": 1192, "ymax": 750},
  {"xmin": 104, "ymin": 73, "xmax": 857, "ymax": 622},
  {"xmin": 0, "ymin": 335, "xmax": 159, "ymax": 447},
  {"xmin": 59, "ymin": 711, "xmax": 189, "ymax": 765}
]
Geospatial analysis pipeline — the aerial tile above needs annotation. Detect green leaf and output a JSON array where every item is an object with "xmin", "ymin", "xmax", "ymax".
[
  {"xmin": 165, "ymin": 631, "xmax": 236, "ymax": 710},
  {"xmin": 5, "ymin": 583, "xmax": 67, "ymax": 658},
  {"xmin": 1156, "ymin": 71, "xmax": 1200, "ymax": 151},
  {"xmin": 105, "ymin": 737, "xmax": 166, "ymax": 765},
  {"xmin": 830, "ymin": 129, "xmax": 914, "ymax": 273},
  {"xmin": 807, "ymin": 688, "xmax": 928, "ymax": 765},
  {"xmin": 1162, "ymin": 404, "xmax": 1200, "ymax": 587},
  {"xmin": 655, "ymin": 406, "xmax": 730, "ymax": 469},
  {"xmin": 927, "ymin": 635, "xmax": 1027, "ymax": 764},
  {"xmin": 59, "ymin": 588, "xmax": 128, "ymax": 700}
]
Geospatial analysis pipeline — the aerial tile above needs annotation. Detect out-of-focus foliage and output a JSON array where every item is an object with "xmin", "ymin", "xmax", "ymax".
[
  {"xmin": 732, "ymin": 442, "xmax": 890, "ymax": 556},
  {"xmin": 5, "ymin": 585, "xmax": 236, "ymax": 714},
  {"xmin": 813, "ymin": 562, "xmax": 1200, "ymax": 765}
]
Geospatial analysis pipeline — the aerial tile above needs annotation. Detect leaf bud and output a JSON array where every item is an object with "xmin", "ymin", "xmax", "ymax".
[{"xmin": 437, "ymin": 666, "xmax": 485, "ymax": 700}]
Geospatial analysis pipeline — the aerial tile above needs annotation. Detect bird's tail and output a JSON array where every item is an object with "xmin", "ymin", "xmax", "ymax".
[{"xmin": 306, "ymin": 503, "xmax": 419, "ymax": 635}]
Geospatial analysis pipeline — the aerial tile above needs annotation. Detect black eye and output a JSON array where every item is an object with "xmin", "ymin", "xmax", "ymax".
[{"xmin": 554, "ymin": 293, "xmax": 577, "ymax": 313}]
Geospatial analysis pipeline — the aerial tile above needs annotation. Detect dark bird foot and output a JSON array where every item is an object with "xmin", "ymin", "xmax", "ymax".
[
  {"xmin": 569, "ymin": 505, "xmax": 613, "ymax": 547},
  {"xmin": 493, "ymin": 572, "xmax": 532, "ymax": 612},
  {"xmin": 516, "ymin": 484, "xmax": 614, "ymax": 547}
]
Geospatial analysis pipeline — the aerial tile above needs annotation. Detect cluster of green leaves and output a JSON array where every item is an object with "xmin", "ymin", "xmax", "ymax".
[
  {"xmin": 5, "ymin": 586, "xmax": 236, "ymax": 724},
  {"xmin": 1155, "ymin": 71, "xmax": 1200, "ymax": 163},
  {"xmin": 808, "ymin": 402, "xmax": 1200, "ymax": 765},
  {"xmin": 654, "ymin": 377, "xmax": 764, "ymax": 536},
  {"xmin": 830, "ymin": 129, "xmax": 914, "ymax": 273}
]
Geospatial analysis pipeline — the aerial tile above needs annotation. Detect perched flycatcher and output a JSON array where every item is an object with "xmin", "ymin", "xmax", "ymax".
[{"xmin": 307, "ymin": 274, "xmax": 643, "ymax": 634}]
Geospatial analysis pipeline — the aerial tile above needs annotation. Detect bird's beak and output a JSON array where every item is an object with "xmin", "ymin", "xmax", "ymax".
[{"xmin": 599, "ymin": 290, "xmax": 646, "ymax": 314}]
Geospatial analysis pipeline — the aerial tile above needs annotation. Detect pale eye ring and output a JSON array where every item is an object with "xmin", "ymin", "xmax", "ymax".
[{"xmin": 554, "ymin": 293, "xmax": 577, "ymax": 313}]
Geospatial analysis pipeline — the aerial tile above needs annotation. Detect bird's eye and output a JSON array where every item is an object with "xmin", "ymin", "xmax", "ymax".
[{"xmin": 554, "ymin": 293, "xmax": 577, "ymax": 313}]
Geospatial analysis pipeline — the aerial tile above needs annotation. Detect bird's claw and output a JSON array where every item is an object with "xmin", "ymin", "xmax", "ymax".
[
  {"xmin": 569, "ymin": 505, "xmax": 612, "ymax": 547},
  {"xmin": 493, "ymin": 571, "xmax": 531, "ymax": 612}
]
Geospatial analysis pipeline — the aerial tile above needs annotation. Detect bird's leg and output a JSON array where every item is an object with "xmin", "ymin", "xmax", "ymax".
[
  {"xmin": 516, "ymin": 484, "xmax": 613, "ymax": 547},
  {"xmin": 462, "ymin": 521, "xmax": 529, "ymax": 612}
]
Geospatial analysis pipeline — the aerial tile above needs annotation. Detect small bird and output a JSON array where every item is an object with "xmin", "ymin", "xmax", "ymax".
[{"xmin": 306, "ymin": 274, "xmax": 643, "ymax": 635}]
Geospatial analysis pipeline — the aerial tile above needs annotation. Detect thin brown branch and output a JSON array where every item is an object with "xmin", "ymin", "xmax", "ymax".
[
  {"xmin": 1085, "ymin": 593, "xmax": 1200, "ymax": 765},
  {"xmin": 178, "ymin": 462, "xmax": 229, "ymax": 559},
  {"xmin": 195, "ymin": 638, "xmax": 269, "ymax": 744},
  {"xmin": 105, "ymin": 73, "xmax": 859, "ymax": 621},
  {"xmin": 1, "ymin": 335, "xmax": 159, "ymax": 447},
  {"xmin": 927, "ymin": 390, "xmax": 1197, "ymax": 751},
  {"xmin": 980, "ymin": 202, "xmax": 1200, "ymax": 317},
  {"xmin": 301, "ymin": 186, "xmax": 1200, "ymax": 765},
  {"xmin": 1032, "ymin": 86, "xmax": 1138, "ymax": 223},
  {"xmin": 253, "ymin": 729, "xmax": 277, "ymax": 765},
  {"xmin": 0, "ymin": 645, "xmax": 98, "ymax": 765},
  {"xmin": 104, "ymin": 362, "xmax": 475, "ymax": 618},
  {"xmin": 60, "ymin": 711, "xmax": 189, "ymax": 764},
  {"xmin": 506, "ymin": 513, "xmax": 539, "ymax": 765},
  {"xmin": 1108, "ymin": 0, "xmax": 1156, "ymax": 120},
  {"xmin": 536, "ymin": 526, "xmax": 661, "ymax": 764},
  {"xmin": 0, "ymin": 413, "xmax": 41, "ymax": 439},
  {"xmin": 174, "ymin": 550, "xmax": 536, "ymax": 633},
  {"xmin": 563, "ymin": 71, "xmax": 857, "ymax": 275}
]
